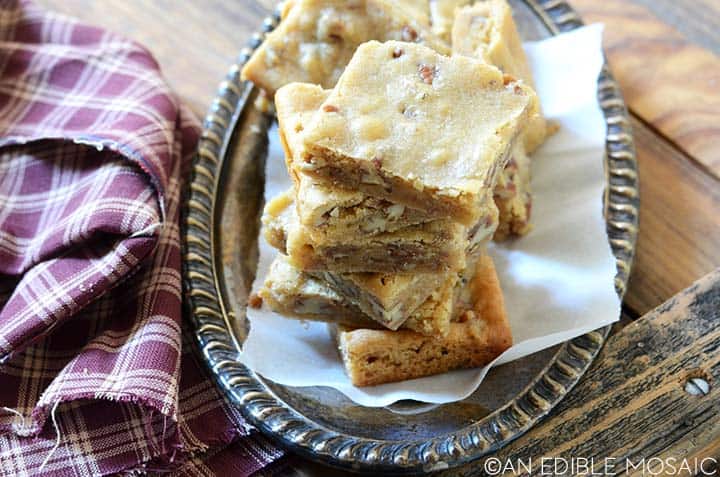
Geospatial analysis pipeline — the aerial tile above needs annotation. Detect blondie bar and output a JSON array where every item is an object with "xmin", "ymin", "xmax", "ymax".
[
  {"xmin": 262, "ymin": 189, "xmax": 468, "ymax": 273},
  {"xmin": 451, "ymin": 0, "xmax": 547, "ymax": 153},
  {"xmin": 333, "ymin": 255, "xmax": 512, "ymax": 386},
  {"xmin": 259, "ymin": 254, "xmax": 456, "ymax": 336},
  {"xmin": 241, "ymin": 0, "xmax": 448, "ymax": 96},
  {"xmin": 258, "ymin": 255, "xmax": 377, "ymax": 329},
  {"xmin": 299, "ymin": 40, "xmax": 534, "ymax": 226},
  {"xmin": 313, "ymin": 270, "xmax": 448, "ymax": 330}
]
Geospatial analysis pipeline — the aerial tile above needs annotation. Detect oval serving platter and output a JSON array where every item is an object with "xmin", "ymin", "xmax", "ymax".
[{"xmin": 182, "ymin": 0, "xmax": 639, "ymax": 473}]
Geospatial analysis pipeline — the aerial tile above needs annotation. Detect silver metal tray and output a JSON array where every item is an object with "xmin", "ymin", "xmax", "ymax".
[{"xmin": 182, "ymin": 0, "xmax": 639, "ymax": 473}]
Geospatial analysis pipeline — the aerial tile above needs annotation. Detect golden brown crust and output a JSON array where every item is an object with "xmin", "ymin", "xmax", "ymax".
[{"xmin": 466, "ymin": 255, "xmax": 512, "ymax": 352}]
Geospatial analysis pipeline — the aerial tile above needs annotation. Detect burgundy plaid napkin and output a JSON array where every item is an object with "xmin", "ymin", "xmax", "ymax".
[{"xmin": 0, "ymin": 1, "xmax": 282, "ymax": 475}]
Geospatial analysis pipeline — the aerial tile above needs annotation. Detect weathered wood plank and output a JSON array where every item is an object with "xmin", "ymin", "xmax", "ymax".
[
  {"xmin": 570, "ymin": 0, "xmax": 720, "ymax": 176},
  {"xmin": 443, "ymin": 268, "xmax": 720, "ymax": 477},
  {"xmin": 624, "ymin": 117, "xmax": 720, "ymax": 315}
]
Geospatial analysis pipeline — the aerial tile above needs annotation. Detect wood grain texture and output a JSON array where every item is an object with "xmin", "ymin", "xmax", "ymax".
[
  {"xmin": 34, "ymin": 0, "xmax": 271, "ymax": 117},
  {"xmin": 625, "ymin": 117, "xmax": 720, "ymax": 314},
  {"xmin": 442, "ymin": 268, "xmax": 720, "ymax": 477},
  {"xmin": 570, "ymin": 0, "xmax": 720, "ymax": 176},
  {"xmin": 631, "ymin": 0, "xmax": 720, "ymax": 55}
]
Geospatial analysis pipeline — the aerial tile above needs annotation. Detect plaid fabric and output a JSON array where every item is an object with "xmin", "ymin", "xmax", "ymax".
[{"xmin": 0, "ymin": 1, "xmax": 282, "ymax": 475}]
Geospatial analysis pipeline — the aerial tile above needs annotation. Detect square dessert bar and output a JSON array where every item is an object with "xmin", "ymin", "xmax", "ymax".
[
  {"xmin": 314, "ymin": 269, "xmax": 448, "ymax": 331},
  {"xmin": 299, "ymin": 40, "xmax": 535, "ymax": 226},
  {"xmin": 275, "ymin": 83, "xmax": 440, "ymax": 243},
  {"xmin": 241, "ymin": 0, "xmax": 448, "ymax": 96},
  {"xmin": 258, "ymin": 255, "xmax": 379, "ymax": 329},
  {"xmin": 452, "ymin": 0, "xmax": 534, "ymax": 89},
  {"xmin": 262, "ymin": 190, "xmax": 468, "ymax": 273},
  {"xmin": 333, "ymin": 254, "xmax": 512, "ymax": 386},
  {"xmin": 259, "ymin": 254, "xmax": 457, "ymax": 337},
  {"xmin": 451, "ymin": 0, "xmax": 547, "ymax": 153}
]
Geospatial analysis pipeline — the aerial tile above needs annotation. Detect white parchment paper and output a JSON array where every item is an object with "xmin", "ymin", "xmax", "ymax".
[{"xmin": 240, "ymin": 24, "xmax": 619, "ymax": 407}]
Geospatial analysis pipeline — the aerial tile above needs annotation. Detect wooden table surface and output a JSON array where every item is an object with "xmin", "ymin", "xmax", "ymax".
[{"xmin": 36, "ymin": 0, "xmax": 720, "ymax": 474}]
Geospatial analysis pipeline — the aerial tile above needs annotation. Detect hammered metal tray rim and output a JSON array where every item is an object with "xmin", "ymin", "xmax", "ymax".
[{"xmin": 182, "ymin": 0, "xmax": 639, "ymax": 472}]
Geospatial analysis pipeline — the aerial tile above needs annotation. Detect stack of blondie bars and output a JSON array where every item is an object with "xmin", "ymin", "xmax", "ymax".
[{"xmin": 243, "ymin": 0, "xmax": 550, "ymax": 386}]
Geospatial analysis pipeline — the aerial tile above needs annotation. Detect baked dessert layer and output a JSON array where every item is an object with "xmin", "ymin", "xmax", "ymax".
[
  {"xmin": 241, "ymin": 0, "xmax": 448, "ymax": 96},
  {"xmin": 262, "ymin": 187, "xmax": 470, "ymax": 328},
  {"xmin": 311, "ymin": 269, "xmax": 448, "ymax": 330},
  {"xmin": 258, "ymin": 255, "xmax": 377, "ymax": 329},
  {"xmin": 311, "ymin": 249, "xmax": 486, "ymax": 333},
  {"xmin": 263, "ymin": 189, "xmax": 469, "ymax": 273},
  {"xmin": 259, "ymin": 254, "xmax": 456, "ymax": 336},
  {"xmin": 277, "ymin": 81, "xmax": 511, "ymax": 245},
  {"xmin": 300, "ymin": 40, "xmax": 534, "ymax": 226},
  {"xmin": 451, "ymin": 0, "xmax": 547, "ymax": 153},
  {"xmin": 333, "ymin": 254, "xmax": 512, "ymax": 386}
]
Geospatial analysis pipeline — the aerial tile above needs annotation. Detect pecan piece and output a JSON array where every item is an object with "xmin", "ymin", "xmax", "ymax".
[
  {"xmin": 248, "ymin": 293, "xmax": 263, "ymax": 309},
  {"xmin": 401, "ymin": 25, "xmax": 418, "ymax": 42},
  {"xmin": 418, "ymin": 64, "xmax": 437, "ymax": 85},
  {"xmin": 458, "ymin": 310, "xmax": 476, "ymax": 323}
]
